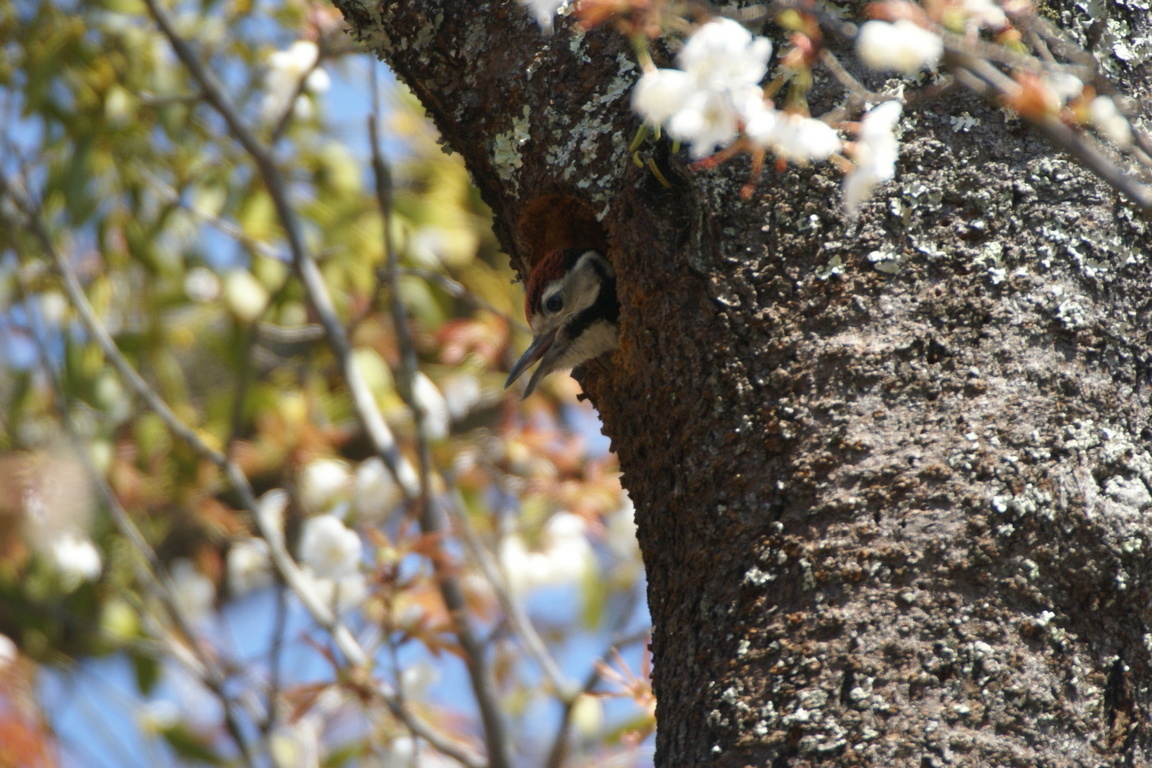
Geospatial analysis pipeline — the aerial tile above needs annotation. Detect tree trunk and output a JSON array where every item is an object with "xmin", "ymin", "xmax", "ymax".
[{"xmin": 334, "ymin": 1, "xmax": 1152, "ymax": 765}]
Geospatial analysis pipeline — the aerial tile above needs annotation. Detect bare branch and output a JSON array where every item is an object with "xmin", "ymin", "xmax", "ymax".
[
  {"xmin": 12, "ymin": 240, "xmax": 259, "ymax": 768},
  {"xmin": 944, "ymin": 48, "xmax": 1152, "ymax": 212},
  {"xmin": 450, "ymin": 489, "xmax": 575, "ymax": 700},
  {"xmin": 370, "ymin": 72, "xmax": 513, "ymax": 768},
  {"xmin": 141, "ymin": 0, "xmax": 421, "ymax": 499},
  {"xmin": 544, "ymin": 626, "xmax": 651, "ymax": 768}
]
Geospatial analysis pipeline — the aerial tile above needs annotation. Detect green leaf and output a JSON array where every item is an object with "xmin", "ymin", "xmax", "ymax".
[
  {"xmin": 64, "ymin": 135, "xmax": 98, "ymax": 225},
  {"xmin": 238, "ymin": 188, "xmax": 278, "ymax": 243},
  {"xmin": 161, "ymin": 724, "xmax": 228, "ymax": 766},
  {"xmin": 322, "ymin": 741, "xmax": 362, "ymax": 768},
  {"xmin": 132, "ymin": 652, "xmax": 161, "ymax": 696},
  {"xmin": 580, "ymin": 561, "xmax": 605, "ymax": 630}
]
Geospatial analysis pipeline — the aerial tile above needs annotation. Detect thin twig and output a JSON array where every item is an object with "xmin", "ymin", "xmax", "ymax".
[
  {"xmin": 945, "ymin": 48, "xmax": 1152, "ymax": 212},
  {"xmin": 817, "ymin": 49, "xmax": 889, "ymax": 109},
  {"xmin": 262, "ymin": 581, "xmax": 291, "ymax": 736},
  {"xmin": 370, "ymin": 68, "xmax": 513, "ymax": 768},
  {"xmin": 400, "ymin": 267, "xmax": 530, "ymax": 335},
  {"xmin": 451, "ymin": 489, "xmax": 575, "ymax": 700},
  {"xmin": 544, "ymin": 625, "xmax": 651, "ymax": 768},
  {"xmin": 141, "ymin": 0, "xmax": 420, "ymax": 499}
]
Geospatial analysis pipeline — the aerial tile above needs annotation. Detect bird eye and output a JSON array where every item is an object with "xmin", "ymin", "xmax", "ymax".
[{"xmin": 544, "ymin": 294, "xmax": 563, "ymax": 313}]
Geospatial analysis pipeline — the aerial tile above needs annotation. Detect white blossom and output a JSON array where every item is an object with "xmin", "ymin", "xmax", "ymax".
[
  {"xmin": 664, "ymin": 84, "xmax": 767, "ymax": 159},
  {"xmin": 222, "ymin": 269, "xmax": 269, "ymax": 323},
  {"xmin": 298, "ymin": 514, "xmax": 361, "ymax": 579},
  {"xmin": 500, "ymin": 512, "xmax": 594, "ymax": 594},
  {"xmin": 743, "ymin": 104, "xmax": 780, "ymax": 146},
  {"xmin": 764, "ymin": 114, "xmax": 843, "ymax": 163},
  {"xmin": 184, "ymin": 266, "xmax": 221, "ymax": 303},
  {"xmin": 353, "ymin": 457, "xmax": 401, "ymax": 522},
  {"xmin": 383, "ymin": 736, "xmax": 459, "ymax": 768},
  {"xmin": 859, "ymin": 100, "xmax": 904, "ymax": 142},
  {"xmin": 0, "ymin": 634, "xmax": 17, "ymax": 671},
  {"xmin": 412, "ymin": 372, "xmax": 450, "ymax": 441},
  {"xmin": 499, "ymin": 534, "xmax": 536, "ymax": 595},
  {"xmin": 261, "ymin": 40, "xmax": 329, "ymax": 124},
  {"xmin": 268, "ymin": 40, "xmax": 319, "ymax": 81},
  {"xmin": 38, "ymin": 291, "xmax": 69, "ymax": 324},
  {"xmin": 298, "ymin": 458, "xmax": 351, "ymax": 515},
  {"xmin": 961, "ymin": 0, "xmax": 1008, "ymax": 31},
  {"xmin": 1048, "ymin": 72, "xmax": 1085, "ymax": 103},
  {"xmin": 539, "ymin": 513, "xmax": 594, "ymax": 587},
  {"xmin": 570, "ymin": 693, "xmax": 605, "ymax": 738},
  {"xmin": 633, "ymin": 69, "xmax": 698, "ymax": 127},
  {"xmin": 400, "ymin": 659, "xmax": 440, "ymax": 697},
  {"xmin": 518, "ymin": 0, "xmax": 566, "ymax": 33},
  {"xmin": 441, "ymin": 374, "xmax": 482, "ymax": 421},
  {"xmin": 677, "ymin": 18, "xmax": 773, "ymax": 92},
  {"xmin": 667, "ymin": 89, "xmax": 746, "ymax": 159},
  {"xmin": 605, "ymin": 498, "xmax": 641, "ymax": 563},
  {"xmin": 227, "ymin": 537, "xmax": 273, "ymax": 596},
  {"xmin": 257, "ymin": 488, "xmax": 290, "ymax": 542},
  {"xmin": 843, "ymin": 101, "xmax": 904, "ymax": 215},
  {"xmin": 288, "ymin": 95, "xmax": 315, "ymax": 122},
  {"xmin": 304, "ymin": 67, "xmax": 330, "ymax": 94},
  {"xmin": 1090, "ymin": 95, "xmax": 1134, "ymax": 148},
  {"xmin": 50, "ymin": 532, "xmax": 103, "ymax": 586},
  {"xmin": 296, "ymin": 569, "xmax": 368, "ymax": 613},
  {"xmin": 856, "ymin": 20, "xmax": 942, "ymax": 76},
  {"xmin": 632, "ymin": 19, "xmax": 773, "ymax": 158},
  {"xmin": 170, "ymin": 559, "xmax": 216, "ymax": 624}
]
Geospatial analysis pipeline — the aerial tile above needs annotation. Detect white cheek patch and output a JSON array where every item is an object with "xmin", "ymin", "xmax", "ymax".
[
  {"xmin": 550, "ymin": 321, "xmax": 619, "ymax": 373},
  {"xmin": 565, "ymin": 278, "xmax": 601, "ymax": 317}
]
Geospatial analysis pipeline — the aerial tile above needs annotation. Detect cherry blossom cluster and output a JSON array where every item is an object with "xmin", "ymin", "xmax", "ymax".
[
  {"xmin": 632, "ymin": 17, "xmax": 900, "ymax": 214},
  {"xmin": 262, "ymin": 39, "xmax": 331, "ymax": 124},
  {"xmin": 517, "ymin": 0, "xmax": 1148, "ymax": 216},
  {"xmin": 857, "ymin": 2, "xmax": 1138, "ymax": 154}
]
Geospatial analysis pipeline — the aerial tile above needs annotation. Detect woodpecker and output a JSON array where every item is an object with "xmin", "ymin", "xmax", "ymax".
[{"xmin": 505, "ymin": 248, "xmax": 619, "ymax": 397}]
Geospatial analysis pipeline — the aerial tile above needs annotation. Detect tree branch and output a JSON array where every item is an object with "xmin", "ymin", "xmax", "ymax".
[
  {"xmin": 14, "ymin": 244, "xmax": 259, "ymax": 768},
  {"xmin": 0, "ymin": 172, "xmax": 486, "ymax": 768},
  {"xmin": 142, "ymin": 0, "xmax": 422, "ymax": 499},
  {"xmin": 370, "ymin": 80, "xmax": 512, "ymax": 768},
  {"xmin": 945, "ymin": 46, "xmax": 1152, "ymax": 212}
]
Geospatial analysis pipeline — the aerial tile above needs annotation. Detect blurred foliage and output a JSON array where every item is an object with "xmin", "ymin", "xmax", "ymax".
[{"xmin": 0, "ymin": 0, "xmax": 649, "ymax": 765}]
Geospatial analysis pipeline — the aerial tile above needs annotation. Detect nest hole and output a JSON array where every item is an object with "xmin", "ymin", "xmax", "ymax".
[{"xmin": 517, "ymin": 196, "xmax": 609, "ymax": 274}]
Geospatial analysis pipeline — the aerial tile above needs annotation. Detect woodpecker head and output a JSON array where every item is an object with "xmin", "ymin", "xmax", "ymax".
[{"xmin": 505, "ymin": 248, "xmax": 619, "ymax": 397}]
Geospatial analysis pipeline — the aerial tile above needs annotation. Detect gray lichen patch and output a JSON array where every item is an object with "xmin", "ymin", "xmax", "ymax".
[{"xmin": 493, "ymin": 105, "xmax": 532, "ymax": 185}]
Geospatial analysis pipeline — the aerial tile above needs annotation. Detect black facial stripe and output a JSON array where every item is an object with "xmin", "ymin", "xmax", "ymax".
[
  {"xmin": 563, "ymin": 271, "xmax": 618, "ymax": 340},
  {"xmin": 561, "ymin": 248, "xmax": 592, "ymax": 271}
]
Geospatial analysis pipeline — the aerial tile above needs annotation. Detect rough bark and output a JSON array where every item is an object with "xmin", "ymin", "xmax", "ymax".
[{"xmin": 334, "ymin": 1, "xmax": 1152, "ymax": 765}]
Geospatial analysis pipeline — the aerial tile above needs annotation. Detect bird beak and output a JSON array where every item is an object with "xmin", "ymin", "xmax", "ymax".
[{"xmin": 505, "ymin": 327, "xmax": 558, "ymax": 397}]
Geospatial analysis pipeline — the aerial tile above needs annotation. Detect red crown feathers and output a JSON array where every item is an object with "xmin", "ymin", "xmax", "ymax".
[{"xmin": 523, "ymin": 248, "xmax": 587, "ymax": 320}]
